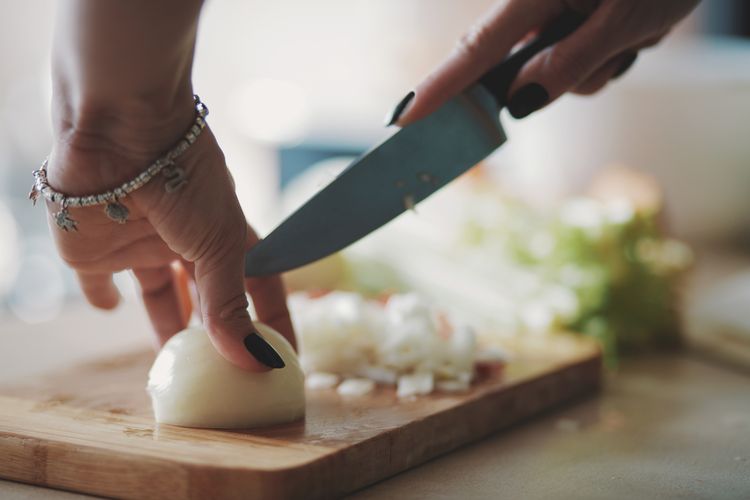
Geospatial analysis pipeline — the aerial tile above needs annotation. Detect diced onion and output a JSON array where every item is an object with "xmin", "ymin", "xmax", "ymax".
[
  {"xmin": 397, "ymin": 372, "xmax": 434, "ymax": 398},
  {"xmin": 305, "ymin": 372, "xmax": 340, "ymax": 390},
  {"xmin": 435, "ymin": 379, "xmax": 470, "ymax": 393},
  {"xmin": 475, "ymin": 346, "xmax": 510, "ymax": 364},
  {"xmin": 355, "ymin": 365, "xmax": 398, "ymax": 385},
  {"xmin": 337, "ymin": 378, "xmax": 375, "ymax": 397},
  {"xmin": 290, "ymin": 292, "xmax": 500, "ymax": 397}
]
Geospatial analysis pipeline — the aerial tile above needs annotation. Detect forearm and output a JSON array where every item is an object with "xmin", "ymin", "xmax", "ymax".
[{"xmin": 52, "ymin": 0, "xmax": 205, "ymax": 160}]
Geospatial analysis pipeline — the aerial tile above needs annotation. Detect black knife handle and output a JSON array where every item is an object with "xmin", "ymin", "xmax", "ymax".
[{"xmin": 478, "ymin": 11, "xmax": 586, "ymax": 108}]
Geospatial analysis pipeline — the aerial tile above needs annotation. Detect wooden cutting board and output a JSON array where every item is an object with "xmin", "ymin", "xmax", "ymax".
[{"xmin": 0, "ymin": 334, "xmax": 601, "ymax": 499}]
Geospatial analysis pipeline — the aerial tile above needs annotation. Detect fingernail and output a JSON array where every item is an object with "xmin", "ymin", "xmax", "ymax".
[
  {"xmin": 385, "ymin": 91, "xmax": 415, "ymax": 126},
  {"xmin": 507, "ymin": 83, "xmax": 549, "ymax": 119},
  {"xmin": 243, "ymin": 331, "xmax": 285, "ymax": 369},
  {"xmin": 613, "ymin": 52, "xmax": 638, "ymax": 79}
]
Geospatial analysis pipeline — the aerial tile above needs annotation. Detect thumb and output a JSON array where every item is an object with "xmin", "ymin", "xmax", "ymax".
[{"xmin": 194, "ymin": 222, "xmax": 285, "ymax": 372}]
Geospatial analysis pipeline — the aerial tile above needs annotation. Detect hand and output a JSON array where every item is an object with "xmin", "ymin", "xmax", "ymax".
[
  {"xmin": 389, "ymin": 0, "xmax": 700, "ymax": 125},
  {"xmin": 47, "ymin": 102, "xmax": 294, "ymax": 372},
  {"xmin": 47, "ymin": 0, "xmax": 294, "ymax": 371}
]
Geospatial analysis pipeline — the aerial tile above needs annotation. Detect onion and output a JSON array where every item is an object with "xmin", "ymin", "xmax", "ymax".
[{"xmin": 290, "ymin": 291, "xmax": 500, "ymax": 397}]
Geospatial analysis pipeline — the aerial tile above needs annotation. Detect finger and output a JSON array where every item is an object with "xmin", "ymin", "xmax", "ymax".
[
  {"xmin": 193, "ymin": 222, "xmax": 282, "ymax": 372},
  {"xmin": 392, "ymin": 0, "xmax": 563, "ymax": 126},
  {"xmin": 506, "ymin": 4, "xmax": 630, "ymax": 118},
  {"xmin": 172, "ymin": 262, "xmax": 193, "ymax": 325},
  {"xmin": 226, "ymin": 166, "xmax": 236, "ymax": 191},
  {"xmin": 180, "ymin": 258, "xmax": 196, "ymax": 280},
  {"xmin": 133, "ymin": 265, "xmax": 191, "ymax": 348},
  {"xmin": 179, "ymin": 258, "xmax": 201, "ymax": 322},
  {"xmin": 75, "ymin": 271, "xmax": 120, "ymax": 310},
  {"xmin": 573, "ymin": 52, "xmax": 637, "ymax": 95},
  {"xmin": 638, "ymin": 33, "xmax": 667, "ymax": 50},
  {"xmin": 244, "ymin": 224, "xmax": 296, "ymax": 350}
]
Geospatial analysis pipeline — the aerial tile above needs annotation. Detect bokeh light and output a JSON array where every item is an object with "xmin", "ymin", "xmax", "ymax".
[
  {"xmin": 0, "ymin": 201, "xmax": 20, "ymax": 299},
  {"xmin": 8, "ymin": 252, "xmax": 64, "ymax": 324},
  {"xmin": 231, "ymin": 78, "xmax": 311, "ymax": 144}
]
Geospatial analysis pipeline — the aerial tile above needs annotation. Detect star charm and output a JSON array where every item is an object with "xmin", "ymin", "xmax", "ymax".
[{"xmin": 54, "ymin": 209, "xmax": 78, "ymax": 232}]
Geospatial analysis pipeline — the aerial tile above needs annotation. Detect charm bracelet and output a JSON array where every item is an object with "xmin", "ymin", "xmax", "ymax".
[{"xmin": 29, "ymin": 95, "xmax": 208, "ymax": 231}]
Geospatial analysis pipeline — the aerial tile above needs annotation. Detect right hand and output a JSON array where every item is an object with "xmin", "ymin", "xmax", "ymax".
[{"xmin": 392, "ymin": 0, "xmax": 700, "ymax": 125}]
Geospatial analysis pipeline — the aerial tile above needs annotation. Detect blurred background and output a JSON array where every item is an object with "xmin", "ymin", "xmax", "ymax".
[{"xmin": 1, "ymin": 0, "xmax": 749, "ymax": 369}]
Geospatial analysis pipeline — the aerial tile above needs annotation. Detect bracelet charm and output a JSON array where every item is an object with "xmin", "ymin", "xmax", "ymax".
[
  {"xmin": 54, "ymin": 201, "xmax": 77, "ymax": 232},
  {"xmin": 30, "ymin": 95, "xmax": 209, "ymax": 232},
  {"xmin": 162, "ymin": 161, "xmax": 188, "ymax": 193},
  {"xmin": 105, "ymin": 201, "xmax": 130, "ymax": 224}
]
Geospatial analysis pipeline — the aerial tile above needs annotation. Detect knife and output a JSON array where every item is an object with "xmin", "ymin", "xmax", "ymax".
[{"xmin": 246, "ymin": 11, "xmax": 585, "ymax": 277}]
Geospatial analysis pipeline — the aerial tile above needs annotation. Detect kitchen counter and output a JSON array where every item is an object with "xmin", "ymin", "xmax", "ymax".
[
  {"xmin": 350, "ymin": 354, "xmax": 750, "ymax": 499},
  {"xmin": 1, "ymin": 304, "xmax": 748, "ymax": 499}
]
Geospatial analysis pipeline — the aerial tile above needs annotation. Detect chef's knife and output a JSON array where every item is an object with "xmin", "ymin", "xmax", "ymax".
[{"xmin": 246, "ymin": 11, "xmax": 585, "ymax": 276}]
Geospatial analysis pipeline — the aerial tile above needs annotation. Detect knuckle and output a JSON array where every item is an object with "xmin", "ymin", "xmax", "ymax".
[
  {"xmin": 205, "ymin": 292, "xmax": 251, "ymax": 329},
  {"xmin": 186, "ymin": 220, "xmax": 245, "ymax": 264},
  {"xmin": 61, "ymin": 253, "xmax": 98, "ymax": 271},
  {"xmin": 59, "ymin": 253, "xmax": 82, "ymax": 268},
  {"xmin": 639, "ymin": 32, "xmax": 666, "ymax": 49},
  {"xmin": 545, "ymin": 48, "xmax": 590, "ymax": 90},
  {"xmin": 574, "ymin": 80, "xmax": 606, "ymax": 96},
  {"xmin": 57, "ymin": 242, "xmax": 100, "ymax": 269},
  {"xmin": 455, "ymin": 22, "xmax": 494, "ymax": 60}
]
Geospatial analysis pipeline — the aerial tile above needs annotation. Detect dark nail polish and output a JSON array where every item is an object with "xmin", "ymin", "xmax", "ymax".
[
  {"xmin": 243, "ymin": 331, "xmax": 285, "ymax": 369},
  {"xmin": 507, "ymin": 83, "xmax": 549, "ymax": 119},
  {"xmin": 613, "ymin": 52, "xmax": 638, "ymax": 79},
  {"xmin": 385, "ymin": 91, "xmax": 415, "ymax": 126}
]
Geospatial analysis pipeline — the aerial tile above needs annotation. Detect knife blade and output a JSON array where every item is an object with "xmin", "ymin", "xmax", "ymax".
[{"xmin": 246, "ymin": 11, "xmax": 584, "ymax": 277}]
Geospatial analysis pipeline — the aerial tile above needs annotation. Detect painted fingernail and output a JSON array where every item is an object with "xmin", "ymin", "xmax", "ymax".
[
  {"xmin": 385, "ymin": 91, "xmax": 415, "ymax": 126},
  {"xmin": 507, "ymin": 83, "xmax": 549, "ymax": 119},
  {"xmin": 613, "ymin": 52, "xmax": 638, "ymax": 79},
  {"xmin": 243, "ymin": 331, "xmax": 285, "ymax": 369}
]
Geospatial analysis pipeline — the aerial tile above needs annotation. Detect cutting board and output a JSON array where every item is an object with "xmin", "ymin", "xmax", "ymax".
[{"xmin": 0, "ymin": 334, "xmax": 601, "ymax": 499}]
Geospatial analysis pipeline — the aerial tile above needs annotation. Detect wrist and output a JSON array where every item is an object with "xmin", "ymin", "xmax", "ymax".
[
  {"xmin": 52, "ymin": 80, "xmax": 196, "ymax": 155},
  {"xmin": 48, "ymin": 85, "xmax": 197, "ymax": 195}
]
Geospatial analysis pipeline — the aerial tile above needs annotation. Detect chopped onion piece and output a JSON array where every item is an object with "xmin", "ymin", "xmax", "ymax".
[
  {"xmin": 305, "ymin": 372, "xmax": 340, "ymax": 390},
  {"xmin": 397, "ymin": 372, "xmax": 434, "ymax": 398},
  {"xmin": 436, "ymin": 379, "xmax": 470, "ymax": 393},
  {"xmin": 337, "ymin": 378, "xmax": 376, "ymax": 397},
  {"xmin": 403, "ymin": 194, "xmax": 416, "ymax": 212},
  {"xmin": 356, "ymin": 365, "xmax": 398, "ymax": 385},
  {"xmin": 476, "ymin": 346, "xmax": 510, "ymax": 364}
]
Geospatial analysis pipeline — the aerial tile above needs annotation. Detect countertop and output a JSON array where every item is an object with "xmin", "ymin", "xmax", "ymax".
[{"xmin": 2, "ymin": 247, "xmax": 750, "ymax": 499}]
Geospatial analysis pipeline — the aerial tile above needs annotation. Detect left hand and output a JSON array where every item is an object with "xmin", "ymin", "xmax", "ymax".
[
  {"xmin": 45, "ymin": 0, "xmax": 294, "ymax": 371},
  {"xmin": 46, "ymin": 116, "xmax": 295, "ymax": 371}
]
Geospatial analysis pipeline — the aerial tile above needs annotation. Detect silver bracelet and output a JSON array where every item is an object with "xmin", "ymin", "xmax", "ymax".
[{"xmin": 29, "ymin": 95, "xmax": 209, "ymax": 231}]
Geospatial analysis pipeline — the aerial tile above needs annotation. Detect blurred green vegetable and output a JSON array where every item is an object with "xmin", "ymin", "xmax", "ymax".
[{"xmin": 458, "ymin": 195, "xmax": 691, "ymax": 365}]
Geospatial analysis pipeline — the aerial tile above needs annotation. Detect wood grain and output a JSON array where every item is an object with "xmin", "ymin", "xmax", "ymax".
[{"xmin": 0, "ymin": 334, "xmax": 601, "ymax": 499}]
